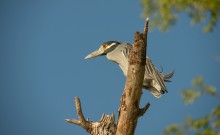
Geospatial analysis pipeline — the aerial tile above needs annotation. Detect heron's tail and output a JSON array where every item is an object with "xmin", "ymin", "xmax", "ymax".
[{"xmin": 160, "ymin": 70, "xmax": 174, "ymax": 82}]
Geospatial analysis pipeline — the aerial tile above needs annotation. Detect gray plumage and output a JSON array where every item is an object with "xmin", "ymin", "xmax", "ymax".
[{"xmin": 85, "ymin": 41, "xmax": 174, "ymax": 98}]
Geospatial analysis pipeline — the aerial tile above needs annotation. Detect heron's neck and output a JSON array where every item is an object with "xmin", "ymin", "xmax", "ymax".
[{"xmin": 106, "ymin": 45, "xmax": 128, "ymax": 76}]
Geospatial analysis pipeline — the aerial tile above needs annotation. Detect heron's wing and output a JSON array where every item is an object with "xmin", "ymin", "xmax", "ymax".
[
  {"xmin": 121, "ymin": 43, "xmax": 167, "ymax": 93},
  {"xmin": 121, "ymin": 43, "xmax": 132, "ymax": 59},
  {"xmin": 145, "ymin": 57, "xmax": 167, "ymax": 93},
  {"xmin": 160, "ymin": 70, "xmax": 175, "ymax": 82}
]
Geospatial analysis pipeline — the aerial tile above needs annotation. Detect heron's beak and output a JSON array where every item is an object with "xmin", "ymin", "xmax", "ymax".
[{"xmin": 84, "ymin": 49, "xmax": 105, "ymax": 59}]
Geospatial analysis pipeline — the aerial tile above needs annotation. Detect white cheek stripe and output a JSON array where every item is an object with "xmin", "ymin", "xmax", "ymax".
[
  {"xmin": 107, "ymin": 42, "xmax": 117, "ymax": 49},
  {"xmin": 110, "ymin": 42, "xmax": 117, "ymax": 46}
]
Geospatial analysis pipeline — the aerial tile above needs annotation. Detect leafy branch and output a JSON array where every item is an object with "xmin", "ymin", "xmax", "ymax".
[
  {"xmin": 181, "ymin": 76, "xmax": 218, "ymax": 105},
  {"xmin": 164, "ymin": 76, "xmax": 220, "ymax": 135},
  {"xmin": 141, "ymin": 0, "xmax": 220, "ymax": 32}
]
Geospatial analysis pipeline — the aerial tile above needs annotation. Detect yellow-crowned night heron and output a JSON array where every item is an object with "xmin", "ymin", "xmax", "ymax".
[{"xmin": 85, "ymin": 41, "xmax": 174, "ymax": 98}]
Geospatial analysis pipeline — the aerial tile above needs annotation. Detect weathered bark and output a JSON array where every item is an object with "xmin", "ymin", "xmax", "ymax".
[
  {"xmin": 115, "ymin": 28, "xmax": 148, "ymax": 135},
  {"xmin": 66, "ymin": 97, "xmax": 116, "ymax": 135},
  {"xmin": 66, "ymin": 18, "xmax": 150, "ymax": 135}
]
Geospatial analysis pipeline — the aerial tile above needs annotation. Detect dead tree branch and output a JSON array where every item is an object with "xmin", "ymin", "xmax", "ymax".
[
  {"xmin": 66, "ymin": 97, "xmax": 116, "ymax": 135},
  {"xmin": 65, "ymin": 97, "xmax": 90, "ymax": 131},
  {"xmin": 115, "ymin": 18, "xmax": 149, "ymax": 135},
  {"xmin": 139, "ymin": 103, "xmax": 150, "ymax": 117}
]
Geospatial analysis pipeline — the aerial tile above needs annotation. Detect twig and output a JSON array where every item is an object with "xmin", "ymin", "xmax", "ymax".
[
  {"xmin": 65, "ymin": 97, "xmax": 90, "ymax": 131},
  {"xmin": 139, "ymin": 103, "xmax": 150, "ymax": 116},
  {"xmin": 143, "ymin": 17, "xmax": 149, "ymax": 44},
  {"xmin": 66, "ymin": 97, "xmax": 116, "ymax": 135},
  {"xmin": 75, "ymin": 97, "xmax": 87, "ymax": 124}
]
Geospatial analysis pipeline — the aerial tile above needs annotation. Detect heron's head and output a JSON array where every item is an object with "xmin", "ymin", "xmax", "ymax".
[{"xmin": 84, "ymin": 41, "xmax": 121, "ymax": 59}]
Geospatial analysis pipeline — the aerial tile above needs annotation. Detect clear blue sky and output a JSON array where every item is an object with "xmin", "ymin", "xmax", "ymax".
[{"xmin": 0, "ymin": 0, "xmax": 219, "ymax": 135}]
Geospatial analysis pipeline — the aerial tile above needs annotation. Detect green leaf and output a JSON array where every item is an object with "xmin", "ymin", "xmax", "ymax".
[
  {"xmin": 200, "ymin": 128, "xmax": 217, "ymax": 135},
  {"xmin": 212, "ymin": 105, "xmax": 220, "ymax": 121},
  {"xmin": 213, "ymin": 119, "xmax": 220, "ymax": 128},
  {"xmin": 193, "ymin": 76, "xmax": 203, "ymax": 87},
  {"xmin": 181, "ymin": 89, "xmax": 201, "ymax": 104},
  {"xmin": 203, "ymin": 24, "xmax": 213, "ymax": 32},
  {"xmin": 203, "ymin": 85, "xmax": 217, "ymax": 96},
  {"xmin": 163, "ymin": 124, "xmax": 183, "ymax": 135},
  {"xmin": 183, "ymin": 116, "xmax": 193, "ymax": 127},
  {"xmin": 192, "ymin": 116, "xmax": 209, "ymax": 129}
]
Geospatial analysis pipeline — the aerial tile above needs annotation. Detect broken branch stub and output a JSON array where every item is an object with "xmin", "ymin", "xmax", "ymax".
[{"xmin": 66, "ymin": 97, "xmax": 116, "ymax": 135}]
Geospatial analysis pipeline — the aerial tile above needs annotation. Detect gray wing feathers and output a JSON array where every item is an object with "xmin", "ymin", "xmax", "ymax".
[
  {"xmin": 160, "ymin": 70, "xmax": 175, "ymax": 82},
  {"xmin": 145, "ymin": 57, "xmax": 167, "ymax": 93},
  {"xmin": 122, "ymin": 43, "xmax": 168, "ymax": 94},
  {"xmin": 122, "ymin": 44, "xmax": 132, "ymax": 59}
]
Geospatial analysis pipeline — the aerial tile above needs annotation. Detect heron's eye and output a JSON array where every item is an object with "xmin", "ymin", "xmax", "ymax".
[{"xmin": 102, "ymin": 44, "xmax": 107, "ymax": 48}]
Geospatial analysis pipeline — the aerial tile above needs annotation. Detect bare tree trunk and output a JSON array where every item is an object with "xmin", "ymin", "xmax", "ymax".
[
  {"xmin": 66, "ymin": 19, "xmax": 150, "ymax": 135},
  {"xmin": 115, "ymin": 20, "xmax": 149, "ymax": 135}
]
